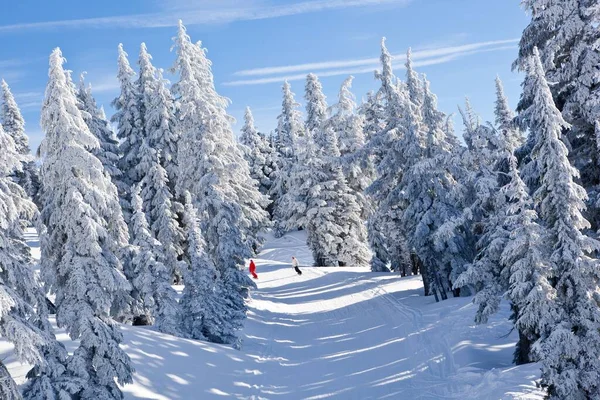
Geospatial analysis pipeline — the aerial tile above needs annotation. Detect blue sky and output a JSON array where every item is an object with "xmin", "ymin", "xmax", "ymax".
[{"xmin": 0, "ymin": 0, "xmax": 530, "ymax": 151}]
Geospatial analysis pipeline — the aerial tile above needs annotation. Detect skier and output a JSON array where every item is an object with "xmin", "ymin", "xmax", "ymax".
[
  {"xmin": 249, "ymin": 259, "xmax": 258, "ymax": 279},
  {"xmin": 292, "ymin": 256, "xmax": 302, "ymax": 275}
]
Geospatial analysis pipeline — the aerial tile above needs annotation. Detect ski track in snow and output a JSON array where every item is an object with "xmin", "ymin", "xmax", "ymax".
[{"xmin": 3, "ymin": 229, "xmax": 544, "ymax": 399}]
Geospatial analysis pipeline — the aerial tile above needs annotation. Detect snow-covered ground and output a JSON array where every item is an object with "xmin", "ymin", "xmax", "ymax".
[{"xmin": 3, "ymin": 230, "xmax": 544, "ymax": 399}]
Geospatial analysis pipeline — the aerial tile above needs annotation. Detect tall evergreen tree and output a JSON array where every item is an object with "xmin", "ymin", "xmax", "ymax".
[
  {"xmin": 329, "ymin": 76, "xmax": 374, "ymax": 218},
  {"xmin": 270, "ymin": 81, "xmax": 304, "ymax": 236},
  {"xmin": 501, "ymin": 153, "xmax": 553, "ymax": 366},
  {"xmin": 40, "ymin": 48, "xmax": 133, "ymax": 399},
  {"xmin": 304, "ymin": 73, "xmax": 328, "ymax": 135},
  {"xmin": 422, "ymin": 75, "xmax": 457, "ymax": 154},
  {"xmin": 306, "ymin": 124, "xmax": 370, "ymax": 267},
  {"xmin": 521, "ymin": 48, "xmax": 600, "ymax": 400},
  {"xmin": 0, "ymin": 122, "xmax": 78, "ymax": 399},
  {"xmin": 494, "ymin": 76, "xmax": 523, "ymax": 151},
  {"xmin": 359, "ymin": 90, "xmax": 385, "ymax": 142},
  {"xmin": 454, "ymin": 100, "xmax": 504, "ymax": 290},
  {"xmin": 129, "ymin": 185, "xmax": 181, "ymax": 335},
  {"xmin": 135, "ymin": 44, "xmax": 185, "ymax": 282},
  {"xmin": 454, "ymin": 78, "xmax": 528, "ymax": 323},
  {"xmin": 365, "ymin": 38, "xmax": 409, "ymax": 273},
  {"xmin": 388, "ymin": 93, "xmax": 460, "ymax": 299},
  {"xmin": 1, "ymin": 79, "xmax": 40, "ymax": 204},
  {"xmin": 404, "ymin": 48, "xmax": 423, "ymax": 109},
  {"xmin": 239, "ymin": 107, "xmax": 275, "ymax": 199},
  {"xmin": 147, "ymin": 67, "xmax": 180, "ymax": 188},
  {"xmin": 179, "ymin": 193, "xmax": 244, "ymax": 345},
  {"xmin": 280, "ymin": 74, "xmax": 330, "ymax": 233},
  {"xmin": 111, "ymin": 44, "xmax": 143, "ymax": 224},
  {"xmin": 171, "ymin": 21, "xmax": 268, "ymax": 323},
  {"xmin": 77, "ymin": 74, "xmax": 122, "ymax": 183},
  {"xmin": 516, "ymin": 1, "xmax": 600, "ymax": 227},
  {"xmin": 137, "ymin": 138, "xmax": 185, "ymax": 284}
]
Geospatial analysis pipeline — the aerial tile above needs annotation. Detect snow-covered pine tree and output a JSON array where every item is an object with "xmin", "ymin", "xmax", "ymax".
[
  {"xmin": 136, "ymin": 42, "xmax": 154, "ymax": 128},
  {"xmin": 389, "ymin": 96, "xmax": 440, "ymax": 291},
  {"xmin": 404, "ymin": 48, "xmax": 423, "ymax": 109},
  {"xmin": 111, "ymin": 43, "xmax": 144, "ymax": 224},
  {"xmin": 305, "ymin": 73, "xmax": 328, "ymax": 135},
  {"xmin": 329, "ymin": 76, "xmax": 374, "ymax": 220},
  {"xmin": 422, "ymin": 75, "xmax": 457, "ymax": 154},
  {"xmin": 278, "ymin": 74, "xmax": 329, "ymax": 233},
  {"xmin": 171, "ymin": 21, "xmax": 268, "ymax": 318},
  {"xmin": 179, "ymin": 193, "xmax": 244, "ymax": 345},
  {"xmin": 454, "ymin": 78, "xmax": 527, "ymax": 321},
  {"xmin": 359, "ymin": 90, "xmax": 385, "ymax": 142},
  {"xmin": 239, "ymin": 107, "xmax": 275, "ymax": 199},
  {"xmin": 1, "ymin": 79, "xmax": 40, "ymax": 204},
  {"xmin": 521, "ymin": 47, "xmax": 600, "ymax": 400},
  {"xmin": 129, "ymin": 185, "xmax": 181, "ymax": 335},
  {"xmin": 306, "ymin": 123, "xmax": 370, "ymax": 267},
  {"xmin": 451, "ymin": 99, "xmax": 505, "ymax": 278},
  {"xmin": 270, "ymin": 81, "xmax": 305, "ymax": 237},
  {"xmin": 364, "ymin": 38, "xmax": 409, "ymax": 273},
  {"xmin": 332, "ymin": 76, "xmax": 365, "ymax": 157},
  {"xmin": 39, "ymin": 48, "xmax": 133, "ymax": 399},
  {"xmin": 77, "ymin": 74, "xmax": 122, "ymax": 184},
  {"xmin": 135, "ymin": 44, "xmax": 186, "ymax": 282},
  {"xmin": 453, "ymin": 127, "xmax": 516, "ymax": 323},
  {"xmin": 501, "ymin": 153, "xmax": 553, "ymax": 366},
  {"xmin": 378, "ymin": 60, "xmax": 467, "ymax": 298},
  {"xmin": 516, "ymin": 1, "xmax": 600, "ymax": 228},
  {"xmin": 492, "ymin": 76, "xmax": 525, "ymax": 190},
  {"xmin": 140, "ymin": 46, "xmax": 180, "ymax": 190},
  {"xmin": 0, "ymin": 122, "xmax": 79, "ymax": 399},
  {"xmin": 283, "ymin": 132, "xmax": 319, "ymax": 234},
  {"xmin": 137, "ymin": 138, "xmax": 185, "ymax": 285},
  {"xmin": 494, "ymin": 76, "xmax": 522, "ymax": 152}
]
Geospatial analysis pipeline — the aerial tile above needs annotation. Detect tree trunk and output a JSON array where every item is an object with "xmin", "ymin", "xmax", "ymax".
[
  {"xmin": 133, "ymin": 315, "xmax": 152, "ymax": 326},
  {"xmin": 514, "ymin": 330, "xmax": 532, "ymax": 365},
  {"xmin": 417, "ymin": 254, "xmax": 431, "ymax": 297},
  {"xmin": 433, "ymin": 270, "xmax": 448, "ymax": 301}
]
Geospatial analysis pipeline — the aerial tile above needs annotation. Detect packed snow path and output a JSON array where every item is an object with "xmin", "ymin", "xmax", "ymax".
[{"xmin": 4, "ymin": 230, "xmax": 543, "ymax": 399}]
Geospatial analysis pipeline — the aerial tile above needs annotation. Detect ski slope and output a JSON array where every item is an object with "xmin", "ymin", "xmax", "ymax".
[{"xmin": 3, "ymin": 230, "xmax": 544, "ymax": 399}]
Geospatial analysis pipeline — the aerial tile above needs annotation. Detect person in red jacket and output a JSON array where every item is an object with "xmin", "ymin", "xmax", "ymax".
[{"xmin": 249, "ymin": 259, "xmax": 258, "ymax": 279}]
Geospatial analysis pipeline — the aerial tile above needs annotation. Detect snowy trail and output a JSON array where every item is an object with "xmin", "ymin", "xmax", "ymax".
[
  {"xmin": 225, "ymin": 232, "xmax": 542, "ymax": 399},
  {"xmin": 4, "ymin": 230, "xmax": 544, "ymax": 399}
]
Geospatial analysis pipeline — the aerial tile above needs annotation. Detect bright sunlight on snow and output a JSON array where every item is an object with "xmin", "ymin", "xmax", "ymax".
[{"xmin": 3, "ymin": 230, "xmax": 544, "ymax": 399}]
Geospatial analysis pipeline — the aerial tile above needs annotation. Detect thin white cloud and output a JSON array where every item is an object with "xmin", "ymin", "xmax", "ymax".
[
  {"xmin": 233, "ymin": 38, "xmax": 519, "ymax": 77},
  {"xmin": 0, "ymin": 71, "xmax": 26, "ymax": 84},
  {"xmin": 0, "ymin": 0, "xmax": 413, "ymax": 33},
  {"xmin": 223, "ymin": 44, "xmax": 517, "ymax": 86},
  {"xmin": 0, "ymin": 59, "xmax": 26, "ymax": 68},
  {"xmin": 13, "ymin": 92, "xmax": 43, "ymax": 110},
  {"xmin": 0, "ymin": 59, "xmax": 34, "ymax": 83},
  {"xmin": 19, "ymin": 101, "xmax": 42, "ymax": 110},
  {"xmin": 15, "ymin": 92, "xmax": 42, "ymax": 101},
  {"xmin": 82, "ymin": 74, "xmax": 120, "ymax": 94}
]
